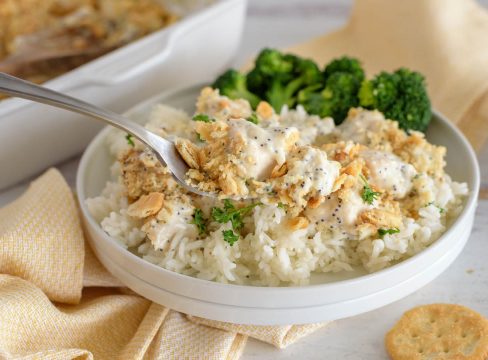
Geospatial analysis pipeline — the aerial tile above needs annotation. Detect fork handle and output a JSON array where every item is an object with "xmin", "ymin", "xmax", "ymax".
[{"xmin": 0, "ymin": 72, "xmax": 169, "ymax": 151}]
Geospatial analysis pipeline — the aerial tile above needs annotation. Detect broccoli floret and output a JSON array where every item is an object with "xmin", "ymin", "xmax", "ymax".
[
  {"xmin": 297, "ymin": 56, "xmax": 364, "ymax": 124},
  {"xmin": 298, "ymin": 72, "xmax": 360, "ymax": 124},
  {"xmin": 324, "ymin": 56, "xmax": 365, "ymax": 83},
  {"xmin": 247, "ymin": 49, "xmax": 322, "ymax": 112},
  {"xmin": 212, "ymin": 69, "xmax": 261, "ymax": 109},
  {"xmin": 358, "ymin": 72, "xmax": 398, "ymax": 110},
  {"xmin": 247, "ymin": 48, "xmax": 295, "ymax": 97},
  {"xmin": 285, "ymin": 54, "xmax": 324, "ymax": 85},
  {"xmin": 359, "ymin": 68, "xmax": 431, "ymax": 132},
  {"xmin": 266, "ymin": 56, "xmax": 323, "ymax": 112}
]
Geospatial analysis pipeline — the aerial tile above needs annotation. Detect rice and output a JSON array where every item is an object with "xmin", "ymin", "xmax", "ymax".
[{"xmin": 86, "ymin": 94, "xmax": 468, "ymax": 287}]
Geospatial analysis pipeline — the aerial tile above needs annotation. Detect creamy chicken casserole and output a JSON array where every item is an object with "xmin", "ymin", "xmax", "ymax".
[{"xmin": 87, "ymin": 88, "xmax": 468, "ymax": 286}]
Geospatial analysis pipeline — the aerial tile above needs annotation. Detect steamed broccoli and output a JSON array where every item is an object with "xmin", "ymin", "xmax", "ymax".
[
  {"xmin": 359, "ymin": 68, "xmax": 431, "ymax": 132},
  {"xmin": 212, "ymin": 69, "xmax": 261, "ymax": 109},
  {"xmin": 298, "ymin": 72, "xmax": 360, "ymax": 124},
  {"xmin": 211, "ymin": 52, "xmax": 432, "ymax": 132},
  {"xmin": 323, "ymin": 56, "xmax": 365, "ymax": 83},
  {"xmin": 247, "ymin": 49, "xmax": 322, "ymax": 112},
  {"xmin": 246, "ymin": 49, "xmax": 294, "ymax": 96},
  {"xmin": 297, "ymin": 56, "xmax": 364, "ymax": 124}
]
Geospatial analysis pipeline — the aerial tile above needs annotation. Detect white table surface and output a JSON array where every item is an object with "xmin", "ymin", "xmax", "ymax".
[{"xmin": 1, "ymin": 1, "xmax": 487, "ymax": 359}]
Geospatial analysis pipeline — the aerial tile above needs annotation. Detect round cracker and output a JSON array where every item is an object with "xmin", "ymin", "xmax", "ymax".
[{"xmin": 385, "ymin": 304, "xmax": 488, "ymax": 360}]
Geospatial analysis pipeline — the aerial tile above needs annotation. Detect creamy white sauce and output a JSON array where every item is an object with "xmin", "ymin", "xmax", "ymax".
[
  {"xmin": 361, "ymin": 149, "xmax": 416, "ymax": 199},
  {"xmin": 337, "ymin": 110, "xmax": 386, "ymax": 144},
  {"xmin": 305, "ymin": 190, "xmax": 370, "ymax": 234},
  {"xmin": 283, "ymin": 146, "xmax": 340, "ymax": 201},
  {"xmin": 227, "ymin": 119, "xmax": 299, "ymax": 180},
  {"xmin": 277, "ymin": 105, "xmax": 335, "ymax": 146}
]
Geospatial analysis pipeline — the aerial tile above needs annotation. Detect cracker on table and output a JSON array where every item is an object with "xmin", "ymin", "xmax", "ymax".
[{"xmin": 385, "ymin": 304, "xmax": 488, "ymax": 360}]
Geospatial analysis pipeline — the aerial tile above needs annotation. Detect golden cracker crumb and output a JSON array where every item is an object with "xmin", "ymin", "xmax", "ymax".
[
  {"xmin": 256, "ymin": 101, "xmax": 275, "ymax": 119},
  {"xmin": 175, "ymin": 138, "xmax": 200, "ymax": 169},
  {"xmin": 307, "ymin": 196, "xmax": 324, "ymax": 209},
  {"xmin": 287, "ymin": 216, "xmax": 309, "ymax": 230},
  {"xmin": 270, "ymin": 163, "xmax": 288, "ymax": 178},
  {"xmin": 341, "ymin": 159, "xmax": 363, "ymax": 177},
  {"xmin": 358, "ymin": 209, "xmax": 402, "ymax": 229},
  {"xmin": 127, "ymin": 192, "xmax": 165, "ymax": 218},
  {"xmin": 332, "ymin": 173, "xmax": 348, "ymax": 192}
]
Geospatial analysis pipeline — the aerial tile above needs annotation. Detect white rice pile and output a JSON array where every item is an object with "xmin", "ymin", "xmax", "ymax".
[{"xmin": 86, "ymin": 104, "xmax": 468, "ymax": 286}]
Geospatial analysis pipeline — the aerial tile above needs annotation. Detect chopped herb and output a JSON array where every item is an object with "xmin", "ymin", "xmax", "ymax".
[
  {"xmin": 247, "ymin": 113, "xmax": 259, "ymax": 124},
  {"xmin": 277, "ymin": 202, "xmax": 286, "ymax": 209},
  {"xmin": 191, "ymin": 209, "xmax": 207, "ymax": 235},
  {"xmin": 378, "ymin": 228, "xmax": 400, "ymax": 238},
  {"xmin": 222, "ymin": 229, "xmax": 239, "ymax": 246},
  {"xmin": 125, "ymin": 133, "xmax": 135, "ymax": 146},
  {"xmin": 192, "ymin": 114, "xmax": 214, "ymax": 123},
  {"xmin": 212, "ymin": 199, "xmax": 261, "ymax": 231},
  {"xmin": 359, "ymin": 174, "xmax": 380, "ymax": 205}
]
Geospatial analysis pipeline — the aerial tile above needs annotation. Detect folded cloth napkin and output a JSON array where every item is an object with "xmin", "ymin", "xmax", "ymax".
[
  {"xmin": 287, "ymin": 0, "xmax": 488, "ymax": 152},
  {"xmin": 0, "ymin": 169, "xmax": 326, "ymax": 360}
]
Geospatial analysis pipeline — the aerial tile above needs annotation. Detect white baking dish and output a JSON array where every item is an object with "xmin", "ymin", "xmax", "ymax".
[
  {"xmin": 77, "ymin": 84, "xmax": 479, "ymax": 325},
  {"xmin": 0, "ymin": 0, "xmax": 246, "ymax": 190}
]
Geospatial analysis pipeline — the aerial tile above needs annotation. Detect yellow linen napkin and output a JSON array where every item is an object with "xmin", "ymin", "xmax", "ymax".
[
  {"xmin": 286, "ymin": 0, "xmax": 488, "ymax": 152},
  {"xmin": 0, "ymin": 170, "xmax": 84, "ymax": 304},
  {"xmin": 0, "ymin": 169, "xmax": 326, "ymax": 359}
]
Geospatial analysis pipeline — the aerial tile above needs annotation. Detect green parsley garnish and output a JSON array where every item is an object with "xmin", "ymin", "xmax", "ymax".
[
  {"xmin": 378, "ymin": 228, "xmax": 400, "ymax": 238},
  {"xmin": 247, "ymin": 113, "xmax": 259, "ymax": 124},
  {"xmin": 212, "ymin": 199, "xmax": 261, "ymax": 231},
  {"xmin": 125, "ymin": 133, "xmax": 135, "ymax": 146},
  {"xmin": 192, "ymin": 114, "xmax": 214, "ymax": 123},
  {"xmin": 212, "ymin": 200, "xmax": 261, "ymax": 246},
  {"xmin": 277, "ymin": 202, "xmax": 286, "ymax": 209},
  {"xmin": 222, "ymin": 230, "xmax": 239, "ymax": 246},
  {"xmin": 191, "ymin": 209, "xmax": 207, "ymax": 235},
  {"xmin": 359, "ymin": 174, "xmax": 380, "ymax": 205}
]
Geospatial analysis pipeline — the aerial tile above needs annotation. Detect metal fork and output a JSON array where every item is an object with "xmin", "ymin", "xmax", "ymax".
[{"xmin": 0, "ymin": 72, "xmax": 213, "ymax": 197}]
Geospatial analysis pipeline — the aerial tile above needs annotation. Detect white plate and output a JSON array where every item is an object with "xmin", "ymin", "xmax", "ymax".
[{"xmin": 77, "ymin": 85, "xmax": 480, "ymax": 325}]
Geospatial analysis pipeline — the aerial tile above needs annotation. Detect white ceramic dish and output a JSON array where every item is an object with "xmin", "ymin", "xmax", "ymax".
[
  {"xmin": 0, "ymin": 0, "xmax": 246, "ymax": 190},
  {"xmin": 77, "ymin": 85, "xmax": 480, "ymax": 325}
]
